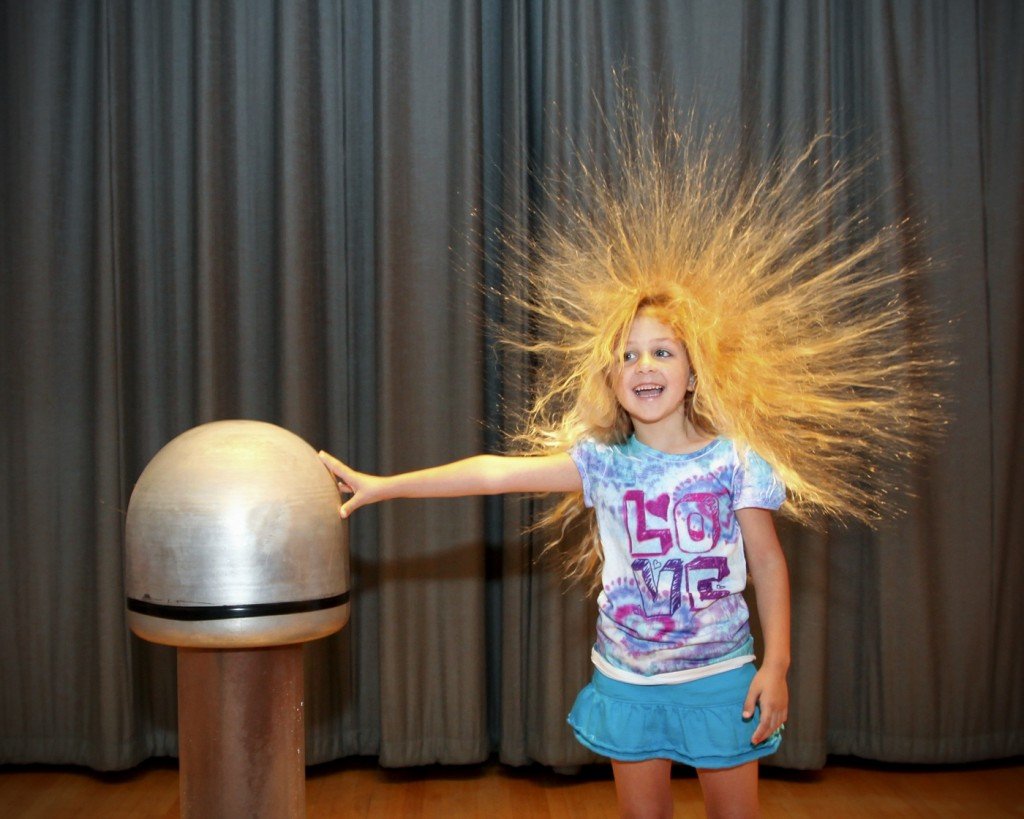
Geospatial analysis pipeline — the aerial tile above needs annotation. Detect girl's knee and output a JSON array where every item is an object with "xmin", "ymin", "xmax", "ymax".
[
  {"xmin": 697, "ymin": 761, "xmax": 760, "ymax": 819},
  {"xmin": 612, "ymin": 758, "xmax": 674, "ymax": 819}
]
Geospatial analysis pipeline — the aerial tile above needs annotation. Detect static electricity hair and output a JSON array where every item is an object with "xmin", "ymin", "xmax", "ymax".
[{"xmin": 499, "ymin": 114, "xmax": 949, "ymax": 587}]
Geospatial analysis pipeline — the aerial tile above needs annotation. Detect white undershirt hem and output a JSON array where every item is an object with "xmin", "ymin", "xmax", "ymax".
[{"xmin": 591, "ymin": 647, "xmax": 755, "ymax": 685}]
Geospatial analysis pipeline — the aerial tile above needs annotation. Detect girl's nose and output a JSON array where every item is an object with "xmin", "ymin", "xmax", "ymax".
[{"xmin": 638, "ymin": 351, "xmax": 657, "ymax": 370}]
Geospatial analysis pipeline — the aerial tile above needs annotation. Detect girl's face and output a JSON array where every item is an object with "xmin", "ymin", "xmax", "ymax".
[{"xmin": 613, "ymin": 311, "xmax": 693, "ymax": 439}]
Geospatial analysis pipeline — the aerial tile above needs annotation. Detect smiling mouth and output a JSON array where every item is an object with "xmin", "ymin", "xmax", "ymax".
[{"xmin": 633, "ymin": 385, "xmax": 664, "ymax": 399}]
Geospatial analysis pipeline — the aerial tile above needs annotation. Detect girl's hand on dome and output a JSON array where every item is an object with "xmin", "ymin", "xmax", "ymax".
[{"xmin": 319, "ymin": 450, "xmax": 386, "ymax": 518}]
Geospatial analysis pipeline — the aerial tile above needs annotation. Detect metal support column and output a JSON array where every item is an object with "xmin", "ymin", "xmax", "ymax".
[{"xmin": 177, "ymin": 644, "xmax": 305, "ymax": 819}]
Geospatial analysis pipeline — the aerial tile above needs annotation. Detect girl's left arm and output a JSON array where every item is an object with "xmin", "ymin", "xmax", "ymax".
[{"xmin": 736, "ymin": 507, "xmax": 791, "ymax": 746}]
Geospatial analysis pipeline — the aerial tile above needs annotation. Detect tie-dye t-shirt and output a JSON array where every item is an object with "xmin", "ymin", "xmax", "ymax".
[{"xmin": 570, "ymin": 435, "xmax": 785, "ymax": 679}]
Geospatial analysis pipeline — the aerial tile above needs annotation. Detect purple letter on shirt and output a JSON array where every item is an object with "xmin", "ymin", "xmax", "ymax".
[
  {"xmin": 684, "ymin": 555, "xmax": 730, "ymax": 610},
  {"xmin": 623, "ymin": 490, "xmax": 674, "ymax": 557},
  {"xmin": 631, "ymin": 558, "xmax": 684, "ymax": 617},
  {"xmin": 673, "ymin": 491, "xmax": 724, "ymax": 554}
]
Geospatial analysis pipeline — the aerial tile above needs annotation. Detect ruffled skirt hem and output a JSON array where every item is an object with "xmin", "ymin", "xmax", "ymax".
[{"xmin": 567, "ymin": 663, "xmax": 782, "ymax": 769}]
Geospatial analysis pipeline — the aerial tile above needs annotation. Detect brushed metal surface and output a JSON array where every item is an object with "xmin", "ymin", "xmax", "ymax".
[
  {"xmin": 125, "ymin": 420, "xmax": 349, "ymax": 647},
  {"xmin": 178, "ymin": 645, "xmax": 305, "ymax": 818}
]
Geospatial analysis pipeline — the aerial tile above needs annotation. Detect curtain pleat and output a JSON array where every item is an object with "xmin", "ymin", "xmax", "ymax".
[
  {"xmin": 1, "ymin": 0, "xmax": 1021, "ymax": 772},
  {"xmin": 373, "ymin": 0, "xmax": 490, "ymax": 767},
  {"xmin": 979, "ymin": 0, "xmax": 1024, "ymax": 755}
]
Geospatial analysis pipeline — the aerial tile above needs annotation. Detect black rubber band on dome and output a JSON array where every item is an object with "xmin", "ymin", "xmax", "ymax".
[{"xmin": 126, "ymin": 591, "xmax": 350, "ymax": 621}]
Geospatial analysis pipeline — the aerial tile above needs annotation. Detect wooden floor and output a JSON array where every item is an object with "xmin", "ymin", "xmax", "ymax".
[{"xmin": 1, "ymin": 756, "xmax": 1021, "ymax": 818}]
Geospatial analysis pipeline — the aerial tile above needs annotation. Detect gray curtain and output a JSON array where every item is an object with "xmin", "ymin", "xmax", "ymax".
[{"xmin": 1, "ymin": 0, "xmax": 1020, "ymax": 772}]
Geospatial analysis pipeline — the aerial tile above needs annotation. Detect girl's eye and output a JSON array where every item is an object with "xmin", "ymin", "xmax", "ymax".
[
  {"xmin": 623, "ymin": 351, "xmax": 637, "ymax": 362},
  {"xmin": 655, "ymin": 348, "xmax": 672, "ymax": 358}
]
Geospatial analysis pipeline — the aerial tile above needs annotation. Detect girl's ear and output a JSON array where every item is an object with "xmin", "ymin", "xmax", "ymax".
[{"xmin": 687, "ymin": 373, "xmax": 697, "ymax": 391}]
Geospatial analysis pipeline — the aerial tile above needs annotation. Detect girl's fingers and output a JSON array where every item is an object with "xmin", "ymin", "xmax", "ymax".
[
  {"xmin": 318, "ymin": 450, "xmax": 342, "ymax": 474},
  {"xmin": 742, "ymin": 685, "xmax": 759, "ymax": 720},
  {"xmin": 340, "ymin": 494, "xmax": 364, "ymax": 519},
  {"xmin": 751, "ymin": 708, "xmax": 786, "ymax": 745},
  {"xmin": 319, "ymin": 451, "xmax": 359, "ymax": 491}
]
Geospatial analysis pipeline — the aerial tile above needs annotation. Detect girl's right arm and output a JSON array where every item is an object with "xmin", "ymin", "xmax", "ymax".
[{"xmin": 318, "ymin": 451, "xmax": 582, "ymax": 518}]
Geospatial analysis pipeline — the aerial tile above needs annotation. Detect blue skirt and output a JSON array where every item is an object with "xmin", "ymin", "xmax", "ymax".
[{"xmin": 567, "ymin": 662, "xmax": 782, "ymax": 769}]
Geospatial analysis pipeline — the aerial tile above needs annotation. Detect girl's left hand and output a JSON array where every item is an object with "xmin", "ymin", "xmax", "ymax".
[{"xmin": 743, "ymin": 666, "xmax": 788, "ymax": 745}]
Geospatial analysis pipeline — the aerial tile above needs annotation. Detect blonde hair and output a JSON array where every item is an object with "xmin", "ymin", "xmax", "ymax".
[{"xmin": 499, "ymin": 113, "xmax": 948, "ymax": 587}]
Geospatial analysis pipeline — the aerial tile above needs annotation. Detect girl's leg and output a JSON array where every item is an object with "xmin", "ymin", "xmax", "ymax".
[
  {"xmin": 695, "ymin": 760, "xmax": 760, "ymax": 819},
  {"xmin": 610, "ymin": 758, "xmax": 674, "ymax": 819}
]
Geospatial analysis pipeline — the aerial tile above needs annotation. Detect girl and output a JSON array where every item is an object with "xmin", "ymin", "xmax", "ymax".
[
  {"xmin": 321, "ymin": 120, "xmax": 943, "ymax": 817},
  {"xmin": 320, "ymin": 297, "xmax": 789, "ymax": 818}
]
